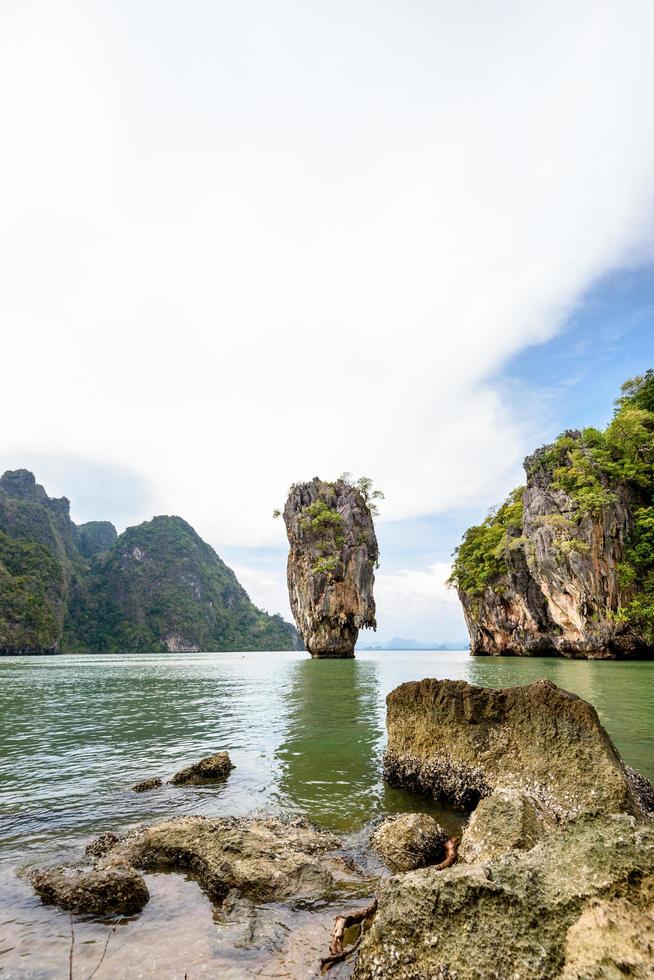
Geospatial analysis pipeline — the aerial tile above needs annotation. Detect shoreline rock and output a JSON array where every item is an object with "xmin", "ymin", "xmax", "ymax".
[{"xmin": 31, "ymin": 816, "xmax": 367, "ymax": 917}]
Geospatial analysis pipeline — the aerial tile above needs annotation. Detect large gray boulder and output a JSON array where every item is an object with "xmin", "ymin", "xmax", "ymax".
[{"xmin": 383, "ymin": 677, "xmax": 652, "ymax": 819}]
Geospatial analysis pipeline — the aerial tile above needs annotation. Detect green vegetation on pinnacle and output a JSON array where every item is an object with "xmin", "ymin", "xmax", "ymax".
[
  {"xmin": 450, "ymin": 371, "xmax": 654, "ymax": 641},
  {"xmin": 0, "ymin": 470, "xmax": 299, "ymax": 654}
]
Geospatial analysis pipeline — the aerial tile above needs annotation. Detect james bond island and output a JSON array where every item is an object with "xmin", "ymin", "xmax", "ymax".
[
  {"xmin": 282, "ymin": 476, "xmax": 380, "ymax": 657},
  {"xmin": 450, "ymin": 371, "xmax": 654, "ymax": 659}
]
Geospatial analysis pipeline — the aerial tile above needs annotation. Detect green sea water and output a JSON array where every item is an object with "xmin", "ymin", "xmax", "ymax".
[{"xmin": 0, "ymin": 649, "xmax": 652, "ymax": 977}]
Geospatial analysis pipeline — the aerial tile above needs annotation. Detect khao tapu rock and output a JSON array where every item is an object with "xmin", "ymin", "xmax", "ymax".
[
  {"xmin": 450, "ymin": 372, "xmax": 654, "ymax": 659},
  {"xmin": 283, "ymin": 477, "xmax": 378, "ymax": 657},
  {"xmin": 383, "ymin": 678, "xmax": 653, "ymax": 820}
]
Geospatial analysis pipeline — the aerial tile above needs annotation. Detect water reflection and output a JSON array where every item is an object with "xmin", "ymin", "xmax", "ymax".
[{"xmin": 274, "ymin": 658, "xmax": 383, "ymax": 829}]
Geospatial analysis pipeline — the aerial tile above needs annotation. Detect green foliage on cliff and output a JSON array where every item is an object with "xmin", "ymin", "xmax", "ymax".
[
  {"xmin": 0, "ymin": 471, "xmax": 299, "ymax": 654},
  {"xmin": 0, "ymin": 531, "xmax": 64, "ymax": 651},
  {"xmin": 66, "ymin": 516, "xmax": 298, "ymax": 653},
  {"xmin": 449, "ymin": 489, "xmax": 524, "ymax": 596},
  {"xmin": 451, "ymin": 371, "xmax": 654, "ymax": 642}
]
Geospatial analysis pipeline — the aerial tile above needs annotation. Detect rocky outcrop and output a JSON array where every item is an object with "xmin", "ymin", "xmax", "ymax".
[
  {"xmin": 33, "ymin": 816, "xmax": 367, "ymax": 916},
  {"xmin": 283, "ymin": 478, "xmax": 378, "ymax": 657},
  {"xmin": 169, "ymin": 750, "xmax": 234, "ymax": 785},
  {"xmin": 76, "ymin": 520, "xmax": 117, "ymax": 558},
  {"xmin": 370, "ymin": 813, "xmax": 448, "ymax": 871},
  {"xmin": 456, "ymin": 431, "xmax": 652, "ymax": 658},
  {"xmin": 131, "ymin": 776, "xmax": 163, "ymax": 792},
  {"xmin": 383, "ymin": 678, "xmax": 652, "ymax": 819},
  {"xmin": 354, "ymin": 813, "xmax": 654, "ymax": 980},
  {"xmin": 355, "ymin": 676, "xmax": 654, "ymax": 979}
]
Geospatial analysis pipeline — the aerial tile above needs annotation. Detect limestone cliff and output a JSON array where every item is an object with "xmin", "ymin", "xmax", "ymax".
[
  {"xmin": 283, "ymin": 477, "xmax": 378, "ymax": 657},
  {"xmin": 451, "ymin": 373, "xmax": 654, "ymax": 658}
]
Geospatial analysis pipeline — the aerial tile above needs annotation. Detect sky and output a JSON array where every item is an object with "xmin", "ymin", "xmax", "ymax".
[{"xmin": 2, "ymin": 1, "xmax": 654, "ymax": 644}]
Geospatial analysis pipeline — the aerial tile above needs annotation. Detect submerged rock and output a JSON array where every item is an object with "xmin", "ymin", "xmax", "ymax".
[
  {"xmin": 283, "ymin": 477, "xmax": 378, "ymax": 657},
  {"xmin": 354, "ymin": 813, "xmax": 654, "ymax": 980},
  {"xmin": 32, "ymin": 862, "xmax": 149, "ymax": 917},
  {"xmin": 32, "ymin": 816, "xmax": 362, "ymax": 917},
  {"xmin": 132, "ymin": 776, "xmax": 163, "ymax": 792},
  {"xmin": 370, "ymin": 813, "xmax": 447, "ymax": 871},
  {"xmin": 383, "ymin": 677, "xmax": 652, "ymax": 819},
  {"xmin": 169, "ymin": 751, "xmax": 234, "ymax": 785}
]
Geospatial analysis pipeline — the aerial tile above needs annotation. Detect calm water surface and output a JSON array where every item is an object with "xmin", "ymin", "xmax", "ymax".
[{"xmin": 1, "ymin": 649, "xmax": 652, "ymax": 978}]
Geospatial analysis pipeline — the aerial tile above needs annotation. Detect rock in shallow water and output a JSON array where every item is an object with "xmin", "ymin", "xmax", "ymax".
[
  {"xmin": 370, "ymin": 813, "xmax": 447, "ymax": 871},
  {"xmin": 32, "ymin": 816, "xmax": 362, "ymax": 917},
  {"xmin": 169, "ymin": 751, "xmax": 234, "ymax": 785},
  {"xmin": 383, "ymin": 677, "xmax": 652, "ymax": 820},
  {"xmin": 132, "ymin": 776, "xmax": 163, "ymax": 792},
  {"xmin": 32, "ymin": 862, "xmax": 149, "ymax": 916}
]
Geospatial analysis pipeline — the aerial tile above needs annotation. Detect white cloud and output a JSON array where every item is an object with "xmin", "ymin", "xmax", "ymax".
[
  {"xmin": 374, "ymin": 562, "xmax": 465, "ymax": 642},
  {"xmin": 2, "ymin": 0, "xmax": 654, "ymax": 560}
]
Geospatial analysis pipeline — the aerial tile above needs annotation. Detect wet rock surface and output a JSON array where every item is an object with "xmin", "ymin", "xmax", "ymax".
[
  {"xmin": 370, "ymin": 813, "xmax": 447, "ymax": 872},
  {"xmin": 132, "ymin": 776, "xmax": 163, "ymax": 792},
  {"xmin": 32, "ymin": 862, "xmax": 149, "ymax": 916},
  {"xmin": 283, "ymin": 478, "xmax": 378, "ymax": 657},
  {"xmin": 384, "ymin": 677, "xmax": 653, "ymax": 819},
  {"xmin": 169, "ymin": 751, "xmax": 234, "ymax": 785},
  {"xmin": 32, "ymin": 816, "xmax": 366, "ymax": 917}
]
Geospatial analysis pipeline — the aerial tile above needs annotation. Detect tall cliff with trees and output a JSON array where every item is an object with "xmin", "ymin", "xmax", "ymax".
[
  {"xmin": 0, "ymin": 470, "xmax": 300, "ymax": 654},
  {"xmin": 450, "ymin": 372, "xmax": 654, "ymax": 658}
]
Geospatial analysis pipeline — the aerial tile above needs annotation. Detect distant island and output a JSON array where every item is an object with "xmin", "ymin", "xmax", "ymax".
[
  {"xmin": 0, "ymin": 470, "xmax": 301, "ymax": 654},
  {"xmin": 357, "ymin": 637, "xmax": 468, "ymax": 651}
]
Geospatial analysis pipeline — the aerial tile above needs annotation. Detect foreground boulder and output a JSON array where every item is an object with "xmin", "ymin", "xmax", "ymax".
[
  {"xmin": 370, "ymin": 813, "xmax": 447, "ymax": 871},
  {"xmin": 32, "ymin": 862, "xmax": 149, "ymax": 916},
  {"xmin": 383, "ymin": 678, "xmax": 651, "ymax": 819},
  {"xmin": 354, "ymin": 812, "xmax": 654, "ymax": 980},
  {"xmin": 169, "ymin": 751, "xmax": 234, "ymax": 785},
  {"xmin": 32, "ymin": 816, "xmax": 365, "ymax": 916},
  {"xmin": 283, "ymin": 477, "xmax": 378, "ymax": 657}
]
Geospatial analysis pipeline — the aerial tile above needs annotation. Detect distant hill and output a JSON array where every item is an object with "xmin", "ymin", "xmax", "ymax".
[
  {"xmin": 356, "ymin": 636, "xmax": 468, "ymax": 651},
  {"xmin": 0, "ymin": 470, "xmax": 301, "ymax": 654}
]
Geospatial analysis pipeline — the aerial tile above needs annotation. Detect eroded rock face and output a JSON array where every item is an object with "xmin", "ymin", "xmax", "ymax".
[
  {"xmin": 283, "ymin": 478, "xmax": 378, "ymax": 657},
  {"xmin": 370, "ymin": 813, "xmax": 448, "ymax": 871},
  {"xmin": 459, "ymin": 437, "xmax": 650, "ymax": 658},
  {"xmin": 383, "ymin": 678, "xmax": 652, "ymax": 820},
  {"xmin": 354, "ymin": 813, "xmax": 654, "ymax": 980}
]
